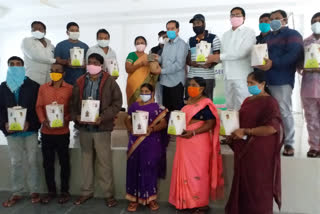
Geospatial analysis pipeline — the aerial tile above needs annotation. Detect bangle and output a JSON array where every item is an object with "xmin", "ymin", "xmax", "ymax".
[{"xmin": 193, "ymin": 130, "xmax": 196, "ymax": 136}]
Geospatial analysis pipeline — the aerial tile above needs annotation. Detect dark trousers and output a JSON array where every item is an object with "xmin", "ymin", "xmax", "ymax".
[
  {"xmin": 185, "ymin": 78, "xmax": 216, "ymax": 100},
  {"xmin": 162, "ymin": 82, "xmax": 184, "ymax": 111},
  {"xmin": 41, "ymin": 133, "xmax": 70, "ymax": 193}
]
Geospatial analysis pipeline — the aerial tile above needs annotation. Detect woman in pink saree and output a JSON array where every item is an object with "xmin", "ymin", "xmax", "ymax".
[
  {"xmin": 169, "ymin": 77, "xmax": 224, "ymax": 214},
  {"xmin": 225, "ymin": 71, "xmax": 284, "ymax": 214}
]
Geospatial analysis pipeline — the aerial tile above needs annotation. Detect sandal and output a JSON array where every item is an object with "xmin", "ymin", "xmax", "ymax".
[
  {"xmin": 106, "ymin": 197, "xmax": 117, "ymax": 207},
  {"xmin": 2, "ymin": 195, "xmax": 22, "ymax": 208},
  {"xmin": 31, "ymin": 193, "xmax": 41, "ymax": 204},
  {"xmin": 307, "ymin": 149, "xmax": 319, "ymax": 158},
  {"xmin": 127, "ymin": 202, "xmax": 138, "ymax": 212},
  {"xmin": 58, "ymin": 192, "xmax": 70, "ymax": 204},
  {"xmin": 282, "ymin": 145, "xmax": 294, "ymax": 156},
  {"xmin": 40, "ymin": 192, "xmax": 57, "ymax": 204},
  {"xmin": 73, "ymin": 194, "xmax": 93, "ymax": 205},
  {"xmin": 149, "ymin": 200, "xmax": 160, "ymax": 211}
]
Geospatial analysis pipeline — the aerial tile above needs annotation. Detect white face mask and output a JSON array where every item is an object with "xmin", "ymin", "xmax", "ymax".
[
  {"xmin": 136, "ymin": 44, "xmax": 146, "ymax": 52},
  {"xmin": 311, "ymin": 22, "xmax": 320, "ymax": 34},
  {"xmin": 159, "ymin": 37, "xmax": 165, "ymax": 44},
  {"xmin": 68, "ymin": 31, "xmax": 80, "ymax": 40},
  {"xmin": 32, "ymin": 30, "xmax": 45, "ymax": 39},
  {"xmin": 97, "ymin": 39, "xmax": 110, "ymax": 48},
  {"xmin": 140, "ymin": 94, "xmax": 151, "ymax": 102}
]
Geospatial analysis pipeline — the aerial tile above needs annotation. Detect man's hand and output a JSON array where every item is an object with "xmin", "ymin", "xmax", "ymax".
[
  {"xmin": 206, "ymin": 54, "xmax": 220, "ymax": 64},
  {"xmin": 254, "ymin": 58, "xmax": 272, "ymax": 71},
  {"xmin": 5, "ymin": 123, "xmax": 14, "ymax": 133}
]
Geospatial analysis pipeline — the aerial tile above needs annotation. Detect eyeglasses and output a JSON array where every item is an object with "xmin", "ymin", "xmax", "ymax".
[{"xmin": 230, "ymin": 14, "xmax": 243, "ymax": 18}]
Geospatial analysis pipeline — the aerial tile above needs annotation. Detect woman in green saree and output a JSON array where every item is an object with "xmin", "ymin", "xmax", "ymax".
[{"xmin": 125, "ymin": 36, "xmax": 159, "ymax": 107}]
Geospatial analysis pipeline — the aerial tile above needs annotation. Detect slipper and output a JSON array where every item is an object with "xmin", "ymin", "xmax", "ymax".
[
  {"xmin": 73, "ymin": 194, "xmax": 93, "ymax": 205},
  {"xmin": 282, "ymin": 145, "xmax": 294, "ymax": 156},
  {"xmin": 2, "ymin": 195, "xmax": 22, "ymax": 208}
]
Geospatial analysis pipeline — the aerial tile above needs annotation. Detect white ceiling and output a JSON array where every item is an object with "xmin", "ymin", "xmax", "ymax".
[{"xmin": 0, "ymin": 0, "xmax": 318, "ymax": 29}]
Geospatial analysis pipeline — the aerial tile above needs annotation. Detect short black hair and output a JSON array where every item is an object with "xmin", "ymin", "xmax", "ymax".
[
  {"xmin": 96, "ymin": 28, "xmax": 110, "ymax": 39},
  {"xmin": 231, "ymin": 7, "xmax": 246, "ymax": 17},
  {"xmin": 31, "ymin": 21, "xmax": 46, "ymax": 31},
  {"xmin": 271, "ymin": 10, "xmax": 287, "ymax": 18},
  {"xmin": 158, "ymin": 30, "xmax": 166, "ymax": 37},
  {"xmin": 134, "ymin": 36, "xmax": 147, "ymax": 45},
  {"xmin": 166, "ymin": 20, "xmax": 180, "ymax": 29},
  {"xmin": 140, "ymin": 83, "xmax": 154, "ymax": 92},
  {"xmin": 259, "ymin": 13, "xmax": 271, "ymax": 20},
  {"xmin": 311, "ymin": 12, "xmax": 320, "ymax": 23},
  {"xmin": 66, "ymin": 22, "xmax": 79, "ymax": 30},
  {"xmin": 88, "ymin": 53, "xmax": 104, "ymax": 65},
  {"xmin": 7, "ymin": 56, "xmax": 24, "ymax": 66}
]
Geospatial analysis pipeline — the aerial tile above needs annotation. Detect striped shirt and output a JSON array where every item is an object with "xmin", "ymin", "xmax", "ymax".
[
  {"xmin": 36, "ymin": 81, "xmax": 73, "ymax": 135},
  {"xmin": 188, "ymin": 32, "xmax": 221, "ymax": 79}
]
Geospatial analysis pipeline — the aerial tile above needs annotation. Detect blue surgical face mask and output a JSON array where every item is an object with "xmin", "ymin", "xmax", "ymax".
[
  {"xmin": 248, "ymin": 85, "xmax": 262, "ymax": 95},
  {"xmin": 6, "ymin": 66, "xmax": 26, "ymax": 92},
  {"xmin": 259, "ymin": 23, "xmax": 271, "ymax": 33},
  {"xmin": 270, "ymin": 19, "xmax": 283, "ymax": 31},
  {"xmin": 140, "ymin": 94, "xmax": 152, "ymax": 102},
  {"xmin": 167, "ymin": 31, "xmax": 177, "ymax": 40}
]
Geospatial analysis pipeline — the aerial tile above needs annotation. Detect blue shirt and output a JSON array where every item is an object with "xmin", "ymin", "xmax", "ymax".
[
  {"xmin": 54, "ymin": 40, "xmax": 89, "ymax": 85},
  {"xmin": 159, "ymin": 36, "xmax": 188, "ymax": 87},
  {"xmin": 265, "ymin": 27, "xmax": 303, "ymax": 88}
]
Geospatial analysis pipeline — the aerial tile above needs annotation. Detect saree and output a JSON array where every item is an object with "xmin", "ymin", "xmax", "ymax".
[
  {"xmin": 169, "ymin": 98, "xmax": 224, "ymax": 209},
  {"xmin": 225, "ymin": 96, "xmax": 284, "ymax": 214},
  {"xmin": 126, "ymin": 52, "xmax": 158, "ymax": 107},
  {"xmin": 126, "ymin": 102, "xmax": 169, "ymax": 205}
]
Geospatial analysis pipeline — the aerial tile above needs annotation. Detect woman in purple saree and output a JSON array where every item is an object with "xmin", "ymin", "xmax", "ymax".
[
  {"xmin": 226, "ymin": 71, "xmax": 284, "ymax": 214},
  {"xmin": 125, "ymin": 83, "xmax": 168, "ymax": 212}
]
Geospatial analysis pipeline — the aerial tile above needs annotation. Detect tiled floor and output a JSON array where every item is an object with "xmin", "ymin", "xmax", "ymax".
[{"xmin": 0, "ymin": 191, "xmax": 307, "ymax": 214}]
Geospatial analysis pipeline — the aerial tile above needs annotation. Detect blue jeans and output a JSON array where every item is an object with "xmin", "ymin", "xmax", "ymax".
[{"xmin": 7, "ymin": 133, "xmax": 39, "ymax": 195}]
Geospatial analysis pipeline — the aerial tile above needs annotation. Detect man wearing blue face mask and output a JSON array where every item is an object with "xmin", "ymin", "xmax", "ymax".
[
  {"xmin": 255, "ymin": 9, "xmax": 304, "ymax": 156},
  {"xmin": 0, "ymin": 56, "xmax": 41, "ymax": 207},
  {"xmin": 153, "ymin": 20, "xmax": 189, "ymax": 112},
  {"xmin": 256, "ymin": 13, "xmax": 271, "ymax": 44}
]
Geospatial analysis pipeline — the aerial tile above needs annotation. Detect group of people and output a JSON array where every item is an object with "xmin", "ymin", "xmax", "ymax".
[{"xmin": 0, "ymin": 5, "xmax": 319, "ymax": 214}]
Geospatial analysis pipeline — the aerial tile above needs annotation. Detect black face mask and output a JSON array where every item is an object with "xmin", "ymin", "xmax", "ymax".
[{"xmin": 193, "ymin": 26, "xmax": 205, "ymax": 35}]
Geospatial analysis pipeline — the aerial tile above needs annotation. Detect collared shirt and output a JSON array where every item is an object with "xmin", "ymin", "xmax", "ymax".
[
  {"xmin": 159, "ymin": 36, "xmax": 189, "ymax": 87},
  {"xmin": 54, "ymin": 39, "xmax": 89, "ymax": 85},
  {"xmin": 220, "ymin": 25, "xmax": 256, "ymax": 80},
  {"xmin": 36, "ymin": 81, "xmax": 73, "ymax": 135},
  {"xmin": 21, "ymin": 37, "xmax": 56, "ymax": 85},
  {"xmin": 83, "ymin": 73, "xmax": 102, "ymax": 100},
  {"xmin": 86, "ymin": 45, "xmax": 118, "ymax": 73},
  {"xmin": 265, "ymin": 27, "xmax": 303, "ymax": 88},
  {"xmin": 301, "ymin": 34, "xmax": 320, "ymax": 98},
  {"xmin": 256, "ymin": 32, "xmax": 271, "ymax": 44},
  {"xmin": 188, "ymin": 31, "xmax": 221, "ymax": 79}
]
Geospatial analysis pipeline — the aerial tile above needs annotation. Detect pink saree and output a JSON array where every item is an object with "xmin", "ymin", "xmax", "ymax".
[{"xmin": 169, "ymin": 98, "xmax": 224, "ymax": 209}]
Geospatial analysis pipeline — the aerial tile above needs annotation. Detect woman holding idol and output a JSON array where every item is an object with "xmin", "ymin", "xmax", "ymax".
[{"xmin": 125, "ymin": 83, "xmax": 168, "ymax": 212}]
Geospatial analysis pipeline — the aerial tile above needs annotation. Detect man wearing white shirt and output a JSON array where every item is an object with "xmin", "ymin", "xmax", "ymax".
[
  {"xmin": 21, "ymin": 21, "xmax": 57, "ymax": 85},
  {"xmin": 86, "ymin": 29, "xmax": 119, "ymax": 79},
  {"xmin": 207, "ymin": 7, "xmax": 256, "ymax": 110}
]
